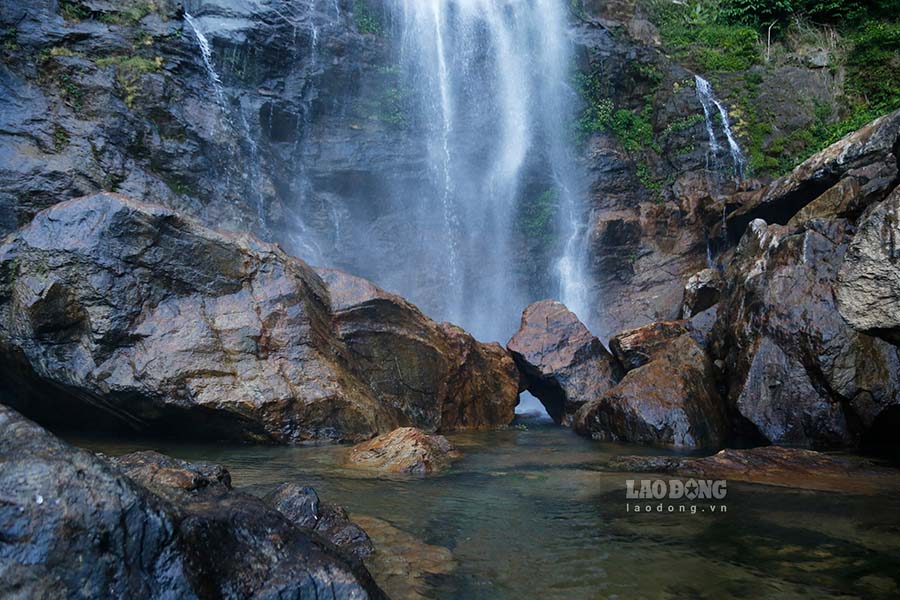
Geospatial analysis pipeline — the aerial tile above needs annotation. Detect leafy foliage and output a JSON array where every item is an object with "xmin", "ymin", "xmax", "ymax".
[{"xmin": 353, "ymin": 1, "xmax": 381, "ymax": 35}]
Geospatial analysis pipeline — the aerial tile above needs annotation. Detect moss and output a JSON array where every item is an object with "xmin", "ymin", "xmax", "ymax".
[
  {"xmin": 59, "ymin": 0, "xmax": 91, "ymax": 22},
  {"xmin": 96, "ymin": 55, "xmax": 163, "ymax": 108},
  {"xmin": 846, "ymin": 21, "xmax": 900, "ymax": 114},
  {"xmin": 353, "ymin": 0, "xmax": 381, "ymax": 35},
  {"xmin": 98, "ymin": 2, "xmax": 155, "ymax": 26},
  {"xmin": 53, "ymin": 127, "xmax": 70, "ymax": 152}
]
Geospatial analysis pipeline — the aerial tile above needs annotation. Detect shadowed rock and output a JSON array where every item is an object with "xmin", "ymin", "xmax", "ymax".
[
  {"xmin": 316, "ymin": 268, "xmax": 521, "ymax": 433},
  {"xmin": 726, "ymin": 109, "xmax": 900, "ymax": 242},
  {"xmin": 714, "ymin": 217, "xmax": 900, "ymax": 449},
  {"xmin": 346, "ymin": 427, "xmax": 461, "ymax": 475},
  {"xmin": 608, "ymin": 446, "xmax": 900, "ymax": 495},
  {"xmin": 507, "ymin": 300, "xmax": 622, "ymax": 425},
  {"xmin": 0, "ymin": 405, "xmax": 386, "ymax": 599},
  {"xmin": 575, "ymin": 333, "xmax": 728, "ymax": 449}
]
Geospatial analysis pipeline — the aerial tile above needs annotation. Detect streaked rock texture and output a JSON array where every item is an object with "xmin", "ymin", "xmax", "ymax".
[{"xmin": 346, "ymin": 427, "xmax": 461, "ymax": 475}]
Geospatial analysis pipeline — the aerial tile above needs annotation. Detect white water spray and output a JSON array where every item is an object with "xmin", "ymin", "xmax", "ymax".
[{"xmin": 394, "ymin": 0, "xmax": 589, "ymax": 340}]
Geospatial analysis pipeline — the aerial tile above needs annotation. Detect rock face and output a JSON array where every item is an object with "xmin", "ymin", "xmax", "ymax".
[
  {"xmin": 836, "ymin": 187, "xmax": 900, "ymax": 344},
  {"xmin": 575, "ymin": 333, "xmax": 728, "ymax": 449},
  {"xmin": 507, "ymin": 300, "xmax": 622, "ymax": 425},
  {"xmin": 317, "ymin": 268, "xmax": 521, "ymax": 433},
  {"xmin": 608, "ymin": 446, "xmax": 900, "ymax": 495},
  {"xmin": 681, "ymin": 268, "xmax": 722, "ymax": 318},
  {"xmin": 714, "ymin": 215, "xmax": 900, "ymax": 449},
  {"xmin": 0, "ymin": 405, "xmax": 385, "ymax": 599},
  {"xmin": 609, "ymin": 319, "xmax": 690, "ymax": 372},
  {"xmin": 346, "ymin": 427, "xmax": 461, "ymax": 475},
  {"xmin": 0, "ymin": 194, "xmax": 517, "ymax": 442},
  {"xmin": 265, "ymin": 483, "xmax": 375, "ymax": 560}
]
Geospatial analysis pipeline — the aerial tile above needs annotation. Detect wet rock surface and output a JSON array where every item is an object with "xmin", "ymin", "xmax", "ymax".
[
  {"xmin": 507, "ymin": 300, "xmax": 622, "ymax": 425},
  {"xmin": 265, "ymin": 482, "xmax": 375, "ymax": 561},
  {"xmin": 0, "ymin": 194, "xmax": 517, "ymax": 443},
  {"xmin": 346, "ymin": 427, "xmax": 461, "ymax": 476},
  {"xmin": 317, "ymin": 268, "xmax": 521, "ymax": 433},
  {"xmin": 609, "ymin": 319, "xmax": 691, "ymax": 372},
  {"xmin": 608, "ymin": 446, "xmax": 900, "ymax": 495},
  {"xmin": 575, "ymin": 333, "xmax": 728, "ymax": 449},
  {"xmin": 0, "ymin": 404, "xmax": 386, "ymax": 599}
]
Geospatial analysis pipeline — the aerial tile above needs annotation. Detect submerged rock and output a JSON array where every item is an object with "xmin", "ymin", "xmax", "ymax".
[
  {"xmin": 575, "ymin": 333, "xmax": 728, "ymax": 449},
  {"xmin": 0, "ymin": 194, "xmax": 518, "ymax": 442},
  {"xmin": 346, "ymin": 427, "xmax": 461, "ymax": 475},
  {"xmin": 0, "ymin": 405, "xmax": 386, "ymax": 599},
  {"xmin": 110, "ymin": 450, "xmax": 232, "ymax": 493},
  {"xmin": 608, "ymin": 446, "xmax": 900, "ymax": 495},
  {"xmin": 507, "ymin": 300, "xmax": 622, "ymax": 425},
  {"xmin": 316, "ymin": 268, "xmax": 521, "ymax": 433}
]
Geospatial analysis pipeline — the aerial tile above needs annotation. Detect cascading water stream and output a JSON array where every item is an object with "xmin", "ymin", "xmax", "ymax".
[
  {"xmin": 695, "ymin": 75, "xmax": 746, "ymax": 183},
  {"xmin": 392, "ymin": 0, "xmax": 590, "ymax": 341}
]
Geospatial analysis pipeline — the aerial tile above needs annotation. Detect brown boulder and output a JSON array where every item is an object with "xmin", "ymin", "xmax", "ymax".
[
  {"xmin": 316, "ymin": 267, "xmax": 520, "ymax": 432},
  {"xmin": 575, "ymin": 334, "xmax": 727, "ymax": 448},
  {"xmin": 609, "ymin": 319, "xmax": 690, "ymax": 372},
  {"xmin": 346, "ymin": 427, "xmax": 461, "ymax": 475},
  {"xmin": 608, "ymin": 446, "xmax": 900, "ymax": 495},
  {"xmin": 507, "ymin": 300, "xmax": 622, "ymax": 425}
]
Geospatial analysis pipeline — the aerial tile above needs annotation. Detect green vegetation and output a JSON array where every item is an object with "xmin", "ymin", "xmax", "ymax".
[
  {"xmin": 53, "ymin": 127, "xmax": 70, "ymax": 152},
  {"xmin": 99, "ymin": 2, "xmax": 155, "ymax": 26},
  {"xmin": 518, "ymin": 189, "xmax": 560, "ymax": 249},
  {"xmin": 59, "ymin": 0, "xmax": 91, "ymax": 22},
  {"xmin": 97, "ymin": 55, "xmax": 163, "ymax": 108},
  {"xmin": 353, "ymin": 1, "xmax": 382, "ymax": 35},
  {"xmin": 646, "ymin": 0, "xmax": 760, "ymax": 72}
]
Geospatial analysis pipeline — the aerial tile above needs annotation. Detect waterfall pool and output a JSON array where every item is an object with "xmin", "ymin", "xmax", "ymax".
[{"xmin": 70, "ymin": 423, "xmax": 900, "ymax": 600}]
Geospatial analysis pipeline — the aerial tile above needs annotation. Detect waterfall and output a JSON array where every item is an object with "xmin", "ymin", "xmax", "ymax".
[
  {"xmin": 185, "ymin": 13, "xmax": 225, "ymax": 104},
  {"xmin": 389, "ymin": 0, "xmax": 588, "ymax": 341},
  {"xmin": 695, "ymin": 75, "xmax": 746, "ymax": 182}
]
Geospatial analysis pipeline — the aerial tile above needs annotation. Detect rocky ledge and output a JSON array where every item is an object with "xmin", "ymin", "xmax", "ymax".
[
  {"xmin": 0, "ymin": 193, "xmax": 519, "ymax": 443},
  {"xmin": 0, "ymin": 404, "xmax": 386, "ymax": 599}
]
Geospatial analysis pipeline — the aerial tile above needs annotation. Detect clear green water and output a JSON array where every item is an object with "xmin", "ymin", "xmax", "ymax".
[{"xmin": 71, "ymin": 423, "xmax": 900, "ymax": 600}]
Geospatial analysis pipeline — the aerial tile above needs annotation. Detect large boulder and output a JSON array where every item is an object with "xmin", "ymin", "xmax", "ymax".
[
  {"xmin": 714, "ymin": 217, "xmax": 900, "ymax": 448},
  {"xmin": 346, "ymin": 427, "xmax": 461, "ymax": 476},
  {"xmin": 506, "ymin": 300, "xmax": 622, "ymax": 425},
  {"xmin": 0, "ymin": 194, "xmax": 518, "ymax": 443},
  {"xmin": 0, "ymin": 193, "xmax": 397, "ymax": 443},
  {"xmin": 836, "ymin": 187, "xmax": 900, "ymax": 344},
  {"xmin": 574, "ymin": 333, "xmax": 728, "ymax": 449},
  {"xmin": 0, "ymin": 405, "xmax": 385, "ymax": 599},
  {"xmin": 316, "ymin": 268, "xmax": 521, "ymax": 432}
]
